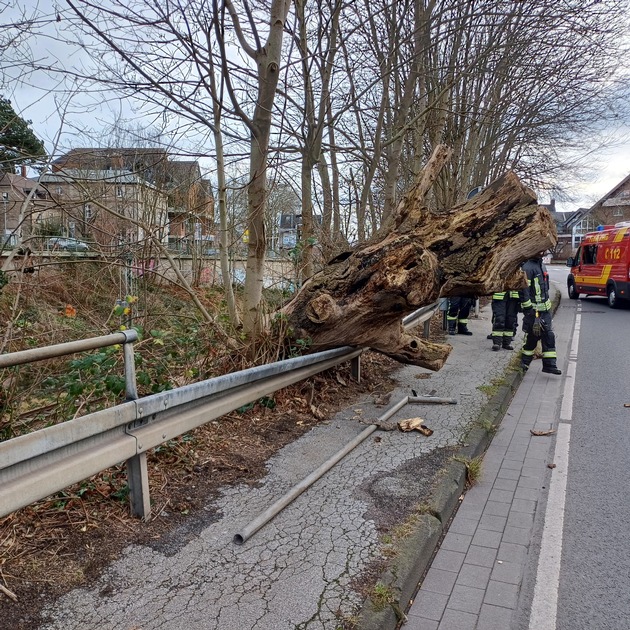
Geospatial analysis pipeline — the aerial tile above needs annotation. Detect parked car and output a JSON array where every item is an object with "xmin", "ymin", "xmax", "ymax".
[{"xmin": 46, "ymin": 237, "xmax": 90, "ymax": 252}]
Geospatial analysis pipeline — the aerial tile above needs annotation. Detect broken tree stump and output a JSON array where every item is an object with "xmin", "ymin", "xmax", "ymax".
[{"xmin": 281, "ymin": 147, "xmax": 557, "ymax": 369}]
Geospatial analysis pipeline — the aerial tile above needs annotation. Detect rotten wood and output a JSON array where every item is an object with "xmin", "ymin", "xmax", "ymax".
[
  {"xmin": 281, "ymin": 145, "xmax": 557, "ymax": 369},
  {"xmin": 398, "ymin": 417, "xmax": 434, "ymax": 436}
]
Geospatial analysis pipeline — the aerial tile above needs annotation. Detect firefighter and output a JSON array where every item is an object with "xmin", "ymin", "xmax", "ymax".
[
  {"xmin": 447, "ymin": 296, "xmax": 473, "ymax": 335},
  {"xmin": 519, "ymin": 253, "xmax": 561, "ymax": 374},
  {"xmin": 490, "ymin": 291, "xmax": 520, "ymax": 351}
]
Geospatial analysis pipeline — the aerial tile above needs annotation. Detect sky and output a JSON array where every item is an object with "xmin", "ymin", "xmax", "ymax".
[
  {"xmin": 13, "ymin": 81, "xmax": 629, "ymax": 216},
  {"xmin": 4, "ymin": 1, "xmax": 630, "ymax": 216}
]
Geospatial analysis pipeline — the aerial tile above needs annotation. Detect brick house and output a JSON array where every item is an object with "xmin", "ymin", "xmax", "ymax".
[
  {"xmin": 38, "ymin": 167, "xmax": 168, "ymax": 249},
  {"xmin": 46, "ymin": 148, "xmax": 214, "ymax": 252},
  {"xmin": 0, "ymin": 168, "xmax": 49, "ymax": 250}
]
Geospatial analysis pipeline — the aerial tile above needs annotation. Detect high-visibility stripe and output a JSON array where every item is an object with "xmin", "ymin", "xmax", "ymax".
[
  {"xmin": 533, "ymin": 299, "xmax": 552, "ymax": 311},
  {"xmin": 542, "ymin": 351, "xmax": 557, "ymax": 358},
  {"xmin": 522, "ymin": 349, "xmax": 535, "ymax": 357},
  {"xmin": 575, "ymin": 264, "xmax": 613, "ymax": 287},
  {"xmin": 534, "ymin": 277, "xmax": 542, "ymax": 304}
]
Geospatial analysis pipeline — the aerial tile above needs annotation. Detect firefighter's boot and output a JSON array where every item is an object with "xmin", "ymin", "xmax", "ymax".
[
  {"xmin": 457, "ymin": 324, "xmax": 473, "ymax": 336},
  {"xmin": 542, "ymin": 363, "xmax": 562, "ymax": 375},
  {"xmin": 448, "ymin": 322, "xmax": 457, "ymax": 335},
  {"xmin": 491, "ymin": 335, "xmax": 501, "ymax": 351},
  {"xmin": 502, "ymin": 338, "xmax": 514, "ymax": 350}
]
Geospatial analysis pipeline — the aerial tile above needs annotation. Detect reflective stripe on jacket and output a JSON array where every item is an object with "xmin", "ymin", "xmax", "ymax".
[{"xmin": 520, "ymin": 258, "xmax": 551, "ymax": 312}]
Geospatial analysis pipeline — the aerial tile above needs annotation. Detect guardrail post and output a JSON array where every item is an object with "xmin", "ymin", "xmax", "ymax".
[
  {"xmin": 439, "ymin": 297, "xmax": 449, "ymax": 331},
  {"xmin": 127, "ymin": 452, "xmax": 151, "ymax": 520},
  {"xmin": 423, "ymin": 319, "xmax": 431, "ymax": 338},
  {"xmin": 351, "ymin": 355, "xmax": 361, "ymax": 383},
  {"xmin": 122, "ymin": 333, "xmax": 151, "ymax": 520}
]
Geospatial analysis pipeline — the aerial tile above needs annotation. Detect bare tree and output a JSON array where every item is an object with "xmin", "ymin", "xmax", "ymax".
[{"xmin": 211, "ymin": 0, "xmax": 293, "ymax": 339}]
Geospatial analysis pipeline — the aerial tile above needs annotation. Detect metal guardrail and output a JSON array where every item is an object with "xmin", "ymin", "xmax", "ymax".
[
  {"xmin": 0, "ymin": 335, "xmax": 362, "ymax": 520},
  {"xmin": 402, "ymin": 301, "xmax": 440, "ymax": 336},
  {"xmin": 0, "ymin": 303, "xmax": 440, "ymax": 521}
]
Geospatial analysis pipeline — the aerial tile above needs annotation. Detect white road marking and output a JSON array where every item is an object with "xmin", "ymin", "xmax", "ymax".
[
  {"xmin": 528, "ymin": 310, "xmax": 580, "ymax": 630},
  {"xmin": 560, "ymin": 310, "xmax": 580, "ymax": 422}
]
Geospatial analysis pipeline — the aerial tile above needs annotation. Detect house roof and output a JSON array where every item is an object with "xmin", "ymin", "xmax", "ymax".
[
  {"xmin": 548, "ymin": 209, "xmax": 582, "ymax": 231},
  {"xmin": 563, "ymin": 173, "xmax": 630, "ymax": 229},
  {"xmin": 52, "ymin": 147, "xmax": 169, "ymax": 169},
  {"xmin": 167, "ymin": 160, "xmax": 201, "ymax": 186},
  {"xmin": 0, "ymin": 172, "xmax": 44, "ymax": 196},
  {"xmin": 52, "ymin": 149, "xmax": 208, "ymax": 195},
  {"xmin": 39, "ymin": 168, "xmax": 158, "ymax": 189}
]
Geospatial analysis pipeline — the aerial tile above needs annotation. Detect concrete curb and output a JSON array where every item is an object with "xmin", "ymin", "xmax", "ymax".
[{"xmin": 356, "ymin": 289, "xmax": 562, "ymax": 629}]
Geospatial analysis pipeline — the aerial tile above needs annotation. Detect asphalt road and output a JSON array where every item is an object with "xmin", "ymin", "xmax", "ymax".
[{"xmin": 518, "ymin": 267, "xmax": 630, "ymax": 630}]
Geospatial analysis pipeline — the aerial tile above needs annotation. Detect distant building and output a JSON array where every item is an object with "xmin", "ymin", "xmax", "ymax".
[
  {"xmin": 541, "ymin": 199, "xmax": 595, "ymax": 260},
  {"xmin": 0, "ymin": 168, "xmax": 48, "ymax": 250},
  {"xmin": 46, "ymin": 148, "xmax": 214, "ymax": 252},
  {"xmin": 39, "ymin": 167, "xmax": 168, "ymax": 248},
  {"xmin": 552, "ymin": 173, "xmax": 630, "ymax": 259}
]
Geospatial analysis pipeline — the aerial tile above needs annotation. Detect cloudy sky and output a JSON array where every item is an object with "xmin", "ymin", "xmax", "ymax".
[{"xmin": 4, "ymin": 1, "xmax": 630, "ymax": 215}]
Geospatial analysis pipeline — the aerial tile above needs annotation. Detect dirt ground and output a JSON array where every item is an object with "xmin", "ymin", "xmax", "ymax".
[{"xmin": 0, "ymin": 343, "xmax": 417, "ymax": 629}]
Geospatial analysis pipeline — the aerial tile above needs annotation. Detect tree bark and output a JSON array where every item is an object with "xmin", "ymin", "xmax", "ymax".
[{"xmin": 281, "ymin": 149, "xmax": 557, "ymax": 370}]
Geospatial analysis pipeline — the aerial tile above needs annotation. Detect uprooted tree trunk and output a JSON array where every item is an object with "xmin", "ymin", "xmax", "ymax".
[{"xmin": 280, "ymin": 145, "xmax": 557, "ymax": 370}]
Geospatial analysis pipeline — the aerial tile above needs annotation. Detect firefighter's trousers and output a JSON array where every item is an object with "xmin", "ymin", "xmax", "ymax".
[
  {"xmin": 447, "ymin": 297, "xmax": 472, "ymax": 332},
  {"xmin": 491, "ymin": 298, "xmax": 519, "ymax": 346},
  {"xmin": 521, "ymin": 310, "xmax": 558, "ymax": 368}
]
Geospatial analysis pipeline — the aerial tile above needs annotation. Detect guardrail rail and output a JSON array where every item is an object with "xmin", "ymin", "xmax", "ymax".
[{"xmin": 0, "ymin": 302, "xmax": 439, "ymax": 521}]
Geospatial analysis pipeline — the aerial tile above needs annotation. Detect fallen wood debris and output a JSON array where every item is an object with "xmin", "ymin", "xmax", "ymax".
[{"xmin": 398, "ymin": 417, "xmax": 434, "ymax": 436}]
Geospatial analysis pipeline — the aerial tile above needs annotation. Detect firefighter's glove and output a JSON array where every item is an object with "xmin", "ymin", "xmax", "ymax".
[
  {"xmin": 532, "ymin": 315, "xmax": 543, "ymax": 336},
  {"xmin": 522, "ymin": 308, "xmax": 535, "ymax": 333}
]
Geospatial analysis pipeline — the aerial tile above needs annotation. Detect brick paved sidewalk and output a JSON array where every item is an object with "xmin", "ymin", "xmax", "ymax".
[{"xmin": 403, "ymin": 303, "xmax": 574, "ymax": 630}]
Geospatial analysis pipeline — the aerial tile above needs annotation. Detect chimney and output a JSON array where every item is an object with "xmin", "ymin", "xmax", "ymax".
[{"xmin": 21, "ymin": 165, "xmax": 27, "ymax": 178}]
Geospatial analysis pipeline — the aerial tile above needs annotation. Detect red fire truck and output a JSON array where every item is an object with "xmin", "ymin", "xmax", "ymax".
[{"xmin": 566, "ymin": 222, "xmax": 630, "ymax": 308}]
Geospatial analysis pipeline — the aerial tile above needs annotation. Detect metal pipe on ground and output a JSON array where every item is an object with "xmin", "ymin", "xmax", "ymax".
[
  {"xmin": 233, "ymin": 396, "xmax": 410, "ymax": 545},
  {"xmin": 408, "ymin": 396, "xmax": 457, "ymax": 405}
]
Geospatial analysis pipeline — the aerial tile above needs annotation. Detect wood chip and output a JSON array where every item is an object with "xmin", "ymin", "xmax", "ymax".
[{"xmin": 0, "ymin": 582, "xmax": 18, "ymax": 602}]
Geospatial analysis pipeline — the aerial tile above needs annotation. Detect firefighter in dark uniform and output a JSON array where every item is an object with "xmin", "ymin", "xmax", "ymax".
[
  {"xmin": 490, "ymin": 291, "xmax": 520, "ymax": 351},
  {"xmin": 447, "ymin": 296, "xmax": 473, "ymax": 335},
  {"xmin": 519, "ymin": 253, "xmax": 561, "ymax": 374}
]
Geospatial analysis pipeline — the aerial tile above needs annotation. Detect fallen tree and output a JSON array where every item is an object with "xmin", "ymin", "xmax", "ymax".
[{"xmin": 280, "ymin": 145, "xmax": 557, "ymax": 369}]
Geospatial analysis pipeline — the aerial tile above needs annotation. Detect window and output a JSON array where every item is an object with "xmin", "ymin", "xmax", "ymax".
[
  {"xmin": 613, "ymin": 208, "xmax": 623, "ymax": 217},
  {"xmin": 117, "ymin": 185, "xmax": 124, "ymax": 198},
  {"xmin": 583, "ymin": 244, "xmax": 597, "ymax": 265},
  {"xmin": 1, "ymin": 192, "xmax": 8, "ymax": 201},
  {"xmin": 84, "ymin": 203, "xmax": 93, "ymax": 220},
  {"xmin": 56, "ymin": 186, "xmax": 63, "ymax": 196}
]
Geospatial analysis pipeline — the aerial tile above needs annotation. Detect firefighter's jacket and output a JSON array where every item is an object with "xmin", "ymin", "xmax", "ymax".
[
  {"xmin": 492, "ymin": 291, "xmax": 520, "ymax": 302},
  {"xmin": 519, "ymin": 258, "xmax": 551, "ymax": 312}
]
